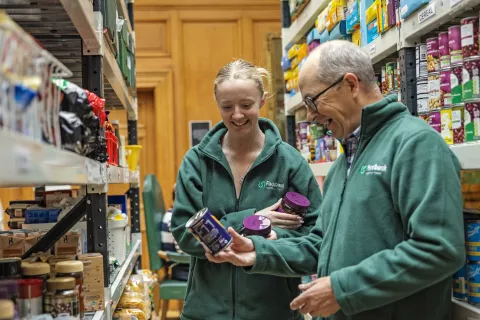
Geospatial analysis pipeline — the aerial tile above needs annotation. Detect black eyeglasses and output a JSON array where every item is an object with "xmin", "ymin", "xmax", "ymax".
[{"xmin": 303, "ymin": 76, "xmax": 345, "ymax": 112}]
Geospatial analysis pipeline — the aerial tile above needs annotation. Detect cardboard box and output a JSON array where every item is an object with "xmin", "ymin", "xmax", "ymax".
[
  {"xmin": 55, "ymin": 232, "xmax": 80, "ymax": 256},
  {"xmin": 78, "ymin": 253, "xmax": 105, "ymax": 312}
]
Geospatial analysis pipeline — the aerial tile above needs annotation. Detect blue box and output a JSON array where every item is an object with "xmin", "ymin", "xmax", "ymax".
[
  {"xmin": 329, "ymin": 20, "xmax": 347, "ymax": 41},
  {"xmin": 319, "ymin": 29, "xmax": 329, "ymax": 44},
  {"xmin": 366, "ymin": 20, "xmax": 380, "ymax": 44},
  {"xmin": 25, "ymin": 208, "xmax": 61, "ymax": 224},
  {"xmin": 307, "ymin": 28, "xmax": 321, "ymax": 45},
  {"xmin": 108, "ymin": 195, "xmax": 128, "ymax": 213},
  {"xmin": 400, "ymin": 0, "xmax": 430, "ymax": 20},
  {"xmin": 346, "ymin": 0, "xmax": 360, "ymax": 32},
  {"xmin": 282, "ymin": 56, "xmax": 292, "ymax": 71}
]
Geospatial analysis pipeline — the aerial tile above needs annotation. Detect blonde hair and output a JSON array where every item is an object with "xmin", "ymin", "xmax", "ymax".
[{"xmin": 214, "ymin": 59, "xmax": 272, "ymax": 97}]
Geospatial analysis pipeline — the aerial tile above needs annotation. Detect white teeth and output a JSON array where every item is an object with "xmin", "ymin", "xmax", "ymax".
[{"xmin": 233, "ymin": 121, "xmax": 247, "ymax": 126}]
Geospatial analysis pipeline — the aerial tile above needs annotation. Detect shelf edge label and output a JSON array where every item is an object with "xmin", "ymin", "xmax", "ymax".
[
  {"xmin": 418, "ymin": 3, "xmax": 436, "ymax": 24},
  {"xmin": 450, "ymin": 0, "xmax": 463, "ymax": 7}
]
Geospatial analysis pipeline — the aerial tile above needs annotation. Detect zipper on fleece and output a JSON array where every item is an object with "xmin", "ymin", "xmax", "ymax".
[
  {"xmin": 203, "ymin": 146, "xmax": 277, "ymax": 320},
  {"xmin": 324, "ymin": 136, "xmax": 365, "ymax": 276}
]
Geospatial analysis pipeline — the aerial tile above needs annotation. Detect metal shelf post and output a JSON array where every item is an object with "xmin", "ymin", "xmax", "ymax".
[{"xmin": 399, "ymin": 47, "xmax": 417, "ymax": 116}]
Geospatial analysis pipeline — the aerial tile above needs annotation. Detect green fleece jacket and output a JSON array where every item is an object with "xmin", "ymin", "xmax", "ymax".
[
  {"xmin": 171, "ymin": 118, "xmax": 323, "ymax": 320},
  {"xmin": 248, "ymin": 95, "xmax": 465, "ymax": 320}
]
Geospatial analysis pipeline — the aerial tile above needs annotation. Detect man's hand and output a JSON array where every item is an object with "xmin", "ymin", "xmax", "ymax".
[
  {"xmin": 290, "ymin": 276, "xmax": 340, "ymax": 318},
  {"xmin": 266, "ymin": 229, "xmax": 277, "ymax": 240},
  {"xmin": 205, "ymin": 227, "xmax": 257, "ymax": 266}
]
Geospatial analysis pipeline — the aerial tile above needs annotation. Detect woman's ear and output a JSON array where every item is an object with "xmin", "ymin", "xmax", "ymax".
[{"xmin": 259, "ymin": 92, "xmax": 268, "ymax": 109}]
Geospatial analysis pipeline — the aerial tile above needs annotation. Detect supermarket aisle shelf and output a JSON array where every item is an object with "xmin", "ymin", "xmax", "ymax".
[
  {"xmin": 59, "ymin": 0, "xmax": 102, "ymax": 53},
  {"xmin": 450, "ymin": 143, "xmax": 480, "ymax": 170},
  {"xmin": 110, "ymin": 240, "xmax": 141, "ymax": 312},
  {"xmin": 103, "ymin": 40, "xmax": 137, "ymax": 120},
  {"xmin": 285, "ymin": 92, "xmax": 304, "ymax": 115},
  {"xmin": 452, "ymin": 299, "xmax": 480, "ymax": 317},
  {"xmin": 85, "ymin": 310, "xmax": 105, "ymax": 320},
  {"xmin": 400, "ymin": 0, "xmax": 480, "ymax": 46},
  {"xmin": 310, "ymin": 162, "xmax": 334, "ymax": 176},
  {"xmin": 0, "ymin": 131, "xmax": 105, "ymax": 187},
  {"xmin": 282, "ymin": 0, "xmax": 330, "ymax": 48},
  {"xmin": 368, "ymin": 27, "xmax": 400, "ymax": 64},
  {"xmin": 107, "ymin": 166, "xmax": 140, "ymax": 184},
  {"xmin": 116, "ymin": 0, "xmax": 135, "ymax": 46}
]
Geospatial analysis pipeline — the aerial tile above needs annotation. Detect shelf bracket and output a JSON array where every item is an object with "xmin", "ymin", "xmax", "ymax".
[
  {"xmin": 22, "ymin": 196, "xmax": 87, "ymax": 259},
  {"xmin": 399, "ymin": 47, "xmax": 418, "ymax": 116}
]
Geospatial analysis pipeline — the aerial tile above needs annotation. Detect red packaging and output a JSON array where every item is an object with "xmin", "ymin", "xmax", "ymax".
[{"xmin": 85, "ymin": 90, "xmax": 107, "ymax": 127}]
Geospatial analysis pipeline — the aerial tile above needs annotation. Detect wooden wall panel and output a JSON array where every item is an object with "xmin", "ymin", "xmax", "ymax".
[
  {"xmin": 182, "ymin": 21, "xmax": 241, "ymax": 130},
  {"xmin": 135, "ymin": 21, "xmax": 170, "ymax": 57}
]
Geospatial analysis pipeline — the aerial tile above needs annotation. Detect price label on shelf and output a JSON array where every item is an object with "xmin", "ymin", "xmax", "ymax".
[
  {"xmin": 418, "ymin": 3, "xmax": 436, "ymax": 24},
  {"xmin": 369, "ymin": 44, "xmax": 376, "ymax": 55},
  {"xmin": 13, "ymin": 147, "xmax": 32, "ymax": 174},
  {"xmin": 451, "ymin": 0, "xmax": 463, "ymax": 7}
]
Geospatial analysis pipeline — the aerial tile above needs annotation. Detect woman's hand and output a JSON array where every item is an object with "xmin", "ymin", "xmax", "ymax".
[{"xmin": 255, "ymin": 199, "xmax": 303, "ymax": 229}]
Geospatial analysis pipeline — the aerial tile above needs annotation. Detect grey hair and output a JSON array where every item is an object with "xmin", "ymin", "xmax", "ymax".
[{"xmin": 315, "ymin": 40, "xmax": 377, "ymax": 88}]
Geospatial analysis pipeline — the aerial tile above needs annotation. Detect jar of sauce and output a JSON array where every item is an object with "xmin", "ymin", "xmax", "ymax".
[
  {"xmin": 242, "ymin": 215, "xmax": 272, "ymax": 238},
  {"xmin": 55, "ymin": 261, "xmax": 84, "ymax": 318},
  {"xmin": 0, "ymin": 299, "xmax": 15, "ymax": 320},
  {"xmin": 278, "ymin": 192, "xmax": 310, "ymax": 218},
  {"xmin": 18, "ymin": 279, "xmax": 44, "ymax": 318},
  {"xmin": 22, "ymin": 262, "xmax": 50, "ymax": 292},
  {"xmin": 44, "ymin": 277, "xmax": 79, "ymax": 319}
]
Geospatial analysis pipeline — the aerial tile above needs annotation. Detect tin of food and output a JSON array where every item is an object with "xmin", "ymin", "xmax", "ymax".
[
  {"xmin": 453, "ymin": 263, "xmax": 468, "ymax": 301},
  {"xmin": 440, "ymin": 107, "xmax": 453, "ymax": 145},
  {"xmin": 428, "ymin": 111, "xmax": 441, "ymax": 133},
  {"xmin": 451, "ymin": 64, "xmax": 463, "ymax": 105},
  {"xmin": 278, "ymin": 192, "xmax": 310, "ymax": 218},
  {"xmin": 241, "ymin": 215, "xmax": 272, "ymax": 238},
  {"xmin": 467, "ymin": 220, "xmax": 480, "ymax": 262},
  {"xmin": 461, "ymin": 17, "xmax": 479, "ymax": 59},
  {"xmin": 428, "ymin": 73, "xmax": 441, "ymax": 110},
  {"xmin": 468, "ymin": 262, "xmax": 480, "ymax": 305},
  {"xmin": 440, "ymin": 69, "xmax": 452, "ymax": 107},
  {"xmin": 452, "ymin": 105, "xmax": 465, "ymax": 144},
  {"xmin": 439, "ymin": 32, "xmax": 450, "ymax": 69},
  {"xmin": 186, "ymin": 208, "xmax": 232, "ymax": 255},
  {"xmin": 464, "ymin": 101, "xmax": 480, "ymax": 142},
  {"xmin": 426, "ymin": 37, "xmax": 440, "ymax": 73},
  {"xmin": 449, "ymin": 25, "xmax": 463, "ymax": 65},
  {"xmin": 462, "ymin": 57, "xmax": 480, "ymax": 101}
]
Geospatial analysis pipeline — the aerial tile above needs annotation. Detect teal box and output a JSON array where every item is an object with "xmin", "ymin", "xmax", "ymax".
[{"xmin": 366, "ymin": 19, "xmax": 380, "ymax": 44}]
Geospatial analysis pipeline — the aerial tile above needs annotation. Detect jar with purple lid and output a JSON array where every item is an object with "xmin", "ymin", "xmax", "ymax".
[
  {"xmin": 242, "ymin": 216, "xmax": 272, "ymax": 238},
  {"xmin": 278, "ymin": 192, "xmax": 310, "ymax": 218}
]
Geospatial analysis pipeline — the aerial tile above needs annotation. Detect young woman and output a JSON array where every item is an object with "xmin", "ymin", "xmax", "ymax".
[{"xmin": 171, "ymin": 60, "xmax": 322, "ymax": 320}]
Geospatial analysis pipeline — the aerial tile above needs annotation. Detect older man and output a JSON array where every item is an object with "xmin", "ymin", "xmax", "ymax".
[{"xmin": 207, "ymin": 40, "xmax": 465, "ymax": 319}]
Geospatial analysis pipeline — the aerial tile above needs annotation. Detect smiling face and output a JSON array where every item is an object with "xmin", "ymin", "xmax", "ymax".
[
  {"xmin": 215, "ymin": 79, "xmax": 267, "ymax": 136},
  {"xmin": 299, "ymin": 58, "xmax": 362, "ymax": 139}
]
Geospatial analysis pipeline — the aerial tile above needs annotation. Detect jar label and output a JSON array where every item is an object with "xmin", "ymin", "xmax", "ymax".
[
  {"xmin": 462, "ymin": 24, "xmax": 474, "ymax": 46},
  {"xmin": 441, "ymin": 108, "xmax": 453, "ymax": 145},
  {"xmin": 465, "ymin": 106, "xmax": 475, "ymax": 142}
]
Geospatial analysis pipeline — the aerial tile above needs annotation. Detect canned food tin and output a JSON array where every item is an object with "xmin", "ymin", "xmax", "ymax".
[
  {"xmin": 439, "ymin": 32, "xmax": 450, "ymax": 69},
  {"xmin": 465, "ymin": 101, "xmax": 480, "ymax": 142},
  {"xmin": 417, "ymin": 79, "xmax": 428, "ymax": 94},
  {"xmin": 462, "ymin": 57, "xmax": 480, "ymax": 100},
  {"xmin": 440, "ymin": 108, "xmax": 453, "ymax": 145},
  {"xmin": 386, "ymin": 62, "xmax": 396, "ymax": 92},
  {"xmin": 416, "ymin": 43, "xmax": 428, "ymax": 78},
  {"xmin": 440, "ymin": 69, "xmax": 452, "ymax": 107},
  {"xmin": 449, "ymin": 25, "xmax": 463, "ymax": 65},
  {"xmin": 468, "ymin": 262, "xmax": 480, "ymax": 305},
  {"xmin": 417, "ymin": 94, "xmax": 429, "ymax": 114},
  {"xmin": 428, "ymin": 73, "xmax": 441, "ymax": 110},
  {"xmin": 467, "ymin": 221, "xmax": 480, "ymax": 262},
  {"xmin": 452, "ymin": 105, "xmax": 465, "ymax": 144},
  {"xmin": 427, "ymin": 37, "xmax": 440, "ymax": 73},
  {"xmin": 461, "ymin": 17, "xmax": 479, "ymax": 59},
  {"xmin": 453, "ymin": 263, "xmax": 468, "ymax": 301},
  {"xmin": 451, "ymin": 64, "xmax": 463, "ymax": 104},
  {"xmin": 428, "ymin": 111, "xmax": 441, "ymax": 133},
  {"xmin": 186, "ymin": 208, "xmax": 232, "ymax": 254}
]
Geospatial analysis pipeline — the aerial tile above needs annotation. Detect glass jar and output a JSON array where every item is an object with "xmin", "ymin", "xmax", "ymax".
[
  {"xmin": 21, "ymin": 262, "xmax": 50, "ymax": 292},
  {"xmin": 0, "ymin": 299, "xmax": 15, "ymax": 320},
  {"xmin": 44, "ymin": 277, "xmax": 79, "ymax": 319},
  {"xmin": 18, "ymin": 279, "xmax": 43, "ymax": 318},
  {"xmin": 0, "ymin": 258, "xmax": 22, "ymax": 279},
  {"xmin": 278, "ymin": 192, "xmax": 310, "ymax": 218},
  {"xmin": 242, "ymin": 215, "xmax": 271, "ymax": 238},
  {"xmin": 55, "ymin": 261, "xmax": 84, "ymax": 318}
]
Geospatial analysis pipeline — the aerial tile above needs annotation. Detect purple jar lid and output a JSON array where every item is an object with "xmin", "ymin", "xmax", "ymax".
[
  {"xmin": 284, "ymin": 192, "xmax": 310, "ymax": 211},
  {"xmin": 242, "ymin": 215, "xmax": 271, "ymax": 238}
]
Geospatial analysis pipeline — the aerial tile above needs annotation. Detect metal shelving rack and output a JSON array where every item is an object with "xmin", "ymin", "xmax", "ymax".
[{"xmin": 0, "ymin": 1, "xmax": 140, "ymax": 319}]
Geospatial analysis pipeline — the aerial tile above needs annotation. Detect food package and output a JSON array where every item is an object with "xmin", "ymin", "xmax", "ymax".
[
  {"xmin": 317, "ymin": 7, "xmax": 329, "ymax": 33},
  {"xmin": 0, "ymin": 232, "xmax": 25, "ymax": 258},
  {"xmin": 54, "ymin": 231, "xmax": 80, "ymax": 256},
  {"xmin": 399, "ymin": 0, "xmax": 430, "ymax": 20},
  {"xmin": 113, "ymin": 308, "xmax": 146, "ymax": 320},
  {"xmin": 346, "ymin": 0, "xmax": 360, "ymax": 32},
  {"xmin": 461, "ymin": 170, "xmax": 480, "ymax": 213}
]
